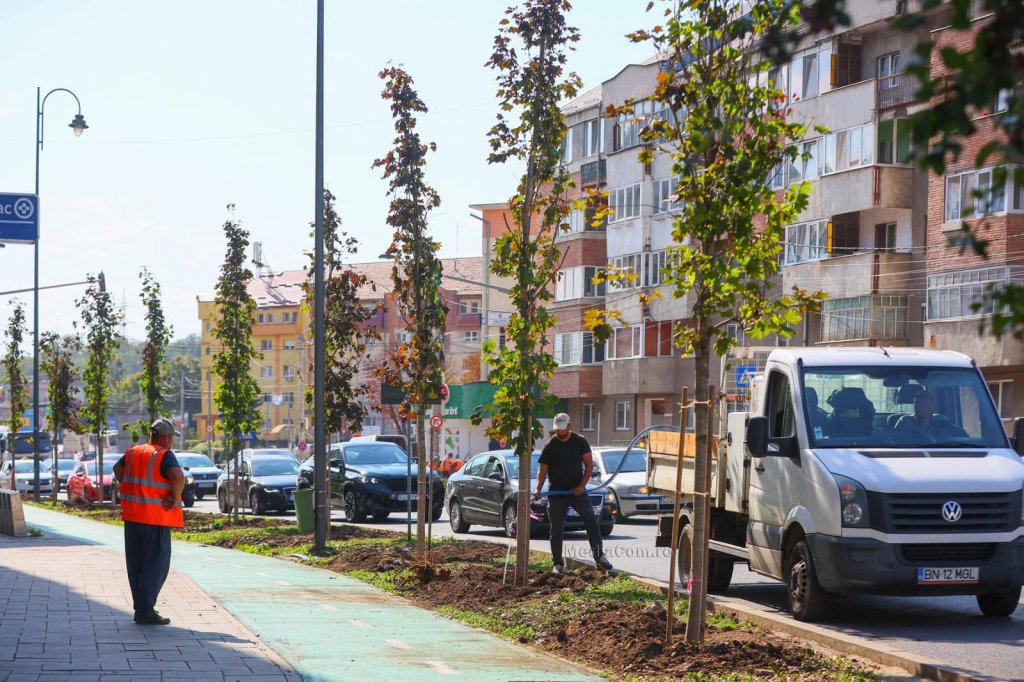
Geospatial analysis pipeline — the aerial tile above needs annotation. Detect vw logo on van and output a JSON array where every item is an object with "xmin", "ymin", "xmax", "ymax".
[{"xmin": 942, "ymin": 501, "xmax": 963, "ymax": 523}]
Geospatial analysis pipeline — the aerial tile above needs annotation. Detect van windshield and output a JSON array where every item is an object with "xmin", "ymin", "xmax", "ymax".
[{"xmin": 802, "ymin": 366, "xmax": 1008, "ymax": 449}]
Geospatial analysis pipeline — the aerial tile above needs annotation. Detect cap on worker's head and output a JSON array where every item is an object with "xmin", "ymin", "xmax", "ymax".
[
  {"xmin": 150, "ymin": 418, "xmax": 180, "ymax": 437},
  {"xmin": 553, "ymin": 413, "xmax": 571, "ymax": 430}
]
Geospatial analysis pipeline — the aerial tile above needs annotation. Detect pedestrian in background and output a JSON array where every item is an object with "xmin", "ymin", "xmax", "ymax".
[
  {"xmin": 113, "ymin": 418, "xmax": 185, "ymax": 625},
  {"xmin": 534, "ymin": 413, "xmax": 612, "ymax": 574}
]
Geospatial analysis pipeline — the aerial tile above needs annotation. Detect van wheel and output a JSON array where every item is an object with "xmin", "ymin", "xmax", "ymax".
[
  {"xmin": 785, "ymin": 539, "xmax": 828, "ymax": 622},
  {"xmin": 977, "ymin": 587, "xmax": 1021, "ymax": 617},
  {"xmin": 449, "ymin": 500, "xmax": 470, "ymax": 533}
]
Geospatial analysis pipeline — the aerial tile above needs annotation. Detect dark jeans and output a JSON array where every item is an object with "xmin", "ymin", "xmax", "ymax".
[
  {"xmin": 124, "ymin": 521, "xmax": 172, "ymax": 617},
  {"xmin": 547, "ymin": 493, "xmax": 603, "ymax": 567}
]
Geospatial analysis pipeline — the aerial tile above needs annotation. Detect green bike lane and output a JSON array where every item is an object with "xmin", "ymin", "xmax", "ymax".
[{"xmin": 24, "ymin": 505, "xmax": 600, "ymax": 682}]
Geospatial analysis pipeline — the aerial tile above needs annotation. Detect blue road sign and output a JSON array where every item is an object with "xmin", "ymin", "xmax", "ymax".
[
  {"xmin": 0, "ymin": 193, "xmax": 39, "ymax": 244},
  {"xmin": 735, "ymin": 364, "xmax": 757, "ymax": 388}
]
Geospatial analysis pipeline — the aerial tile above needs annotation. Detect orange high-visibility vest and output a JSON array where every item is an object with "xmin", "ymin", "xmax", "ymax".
[{"xmin": 119, "ymin": 444, "xmax": 184, "ymax": 528}]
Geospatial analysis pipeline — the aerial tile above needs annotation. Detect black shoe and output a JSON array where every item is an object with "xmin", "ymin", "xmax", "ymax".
[
  {"xmin": 595, "ymin": 553, "xmax": 613, "ymax": 571},
  {"xmin": 135, "ymin": 611, "xmax": 170, "ymax": 625}
]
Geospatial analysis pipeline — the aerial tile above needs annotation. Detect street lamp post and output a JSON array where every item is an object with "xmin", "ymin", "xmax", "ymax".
[{"xmin": 33, "ymin": 87, "xmax": 88, "ymax": 502}]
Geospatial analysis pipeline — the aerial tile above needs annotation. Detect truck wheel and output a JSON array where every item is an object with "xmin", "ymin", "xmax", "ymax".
[
  {"xmin": 676, "ymin": 522, "xmax": 694, "ymax": 586},
  {"xmin": 785, "ymin": 539, "xmax": 828, "ymax": 622},
  {"xmin": 977, "ymin": 587, "xmax": 1021, "ymax": 617},
  {"xmin": 676, "ymin": 522, "xmax": 733, "ymax": 594}
]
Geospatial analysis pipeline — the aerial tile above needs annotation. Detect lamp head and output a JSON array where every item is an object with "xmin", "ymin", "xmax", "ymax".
[{"xmin": 69, "ymin": 114, "xmax": 89, "ymax": 137}]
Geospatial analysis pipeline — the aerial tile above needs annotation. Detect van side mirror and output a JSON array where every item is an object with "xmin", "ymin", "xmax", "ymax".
[
  {"xmin": 1013, "ymin": 417, "xmax": 1024, "ymax": 457},
  {"xmin": 747, "ymin": 416, "xmax": 769, "ymax": 457}
]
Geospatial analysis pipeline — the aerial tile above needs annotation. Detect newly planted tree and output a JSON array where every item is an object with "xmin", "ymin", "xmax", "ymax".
[
  {"xmin": 3, "ymin": 301, "xmax": 29, "ymax": 488},
  {"xmin": 212, "ymin": 212, "xmax": 262, "ymax": 524},
  {"xmin": 77, "ymin": 273, "xmax": 124, "ymax": 503},
  {"xmin": 139, "ymin": 268, "xmax": 172, "ymax": 424},
  {"xmin": 40, "ymin": 332, "xmax": 81, "ymax": 500},
  {"xmin": 373, "ymin": 65, "xmax": 446, "ymax": 557},
  {"xmin": 303, "ymin": 189, "xmax": 376, "ymax": 539},
  {"xmin": 474, "ymin": 0, "xmax": 581, "ymax": 586},
  {"xmin": 604, "ymin": 0, "xmax": 823, "ymax": 641}
]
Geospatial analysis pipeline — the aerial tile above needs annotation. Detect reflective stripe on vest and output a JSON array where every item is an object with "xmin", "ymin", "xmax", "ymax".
[{"xmin": 120, "ymin": 444, "xmax": 184, "ymax": 528}]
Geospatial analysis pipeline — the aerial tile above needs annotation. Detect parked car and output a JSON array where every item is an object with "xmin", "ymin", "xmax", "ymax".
[
  {"xmin": 67, "ymin": 460, "xmax": 116, "ymax": 502},
  {"xmin": 591, "ymin": 446, "xmax": 674, "ymax": 519},
  {"xmin": 174, "ymin": 452, "xmax": 220, "ymax": 500},
  {"xmin": 297, "ymin": 440, "xmax": 444, "ymax": 522},
  {"xmin": 49, "ymin": 459, "xmax": 77, "ymax": 491},
  {"xmin": 1, "ymin": 459, "xmax": 54, "ymax": 495},
  {"xmin": 444, "ymin": 449, "xmax": 615, "ymax": 538},
  {"xmin": 242, "ymin": 447, "xmax": 300, "ymax": 462},
  {"xmin": 347, "ymin": 434, "xmax": 410, "ymax": 454},
  {"xmin": 217, "ymin": 453, "xmax": 299, "ymax": 515}
]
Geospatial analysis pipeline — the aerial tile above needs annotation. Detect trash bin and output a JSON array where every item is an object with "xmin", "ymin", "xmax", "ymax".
[{"xmin": 293, "ymin": 488, "xmax": 314, "ymax": 533}]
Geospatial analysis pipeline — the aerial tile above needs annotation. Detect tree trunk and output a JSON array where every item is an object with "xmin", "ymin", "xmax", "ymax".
[
  {"xmin": 416, "ymin": 409, "xmax": 426, "ymax": 557},
  {"xmin": 97, "ymin": 429, "xmax": 105, "ymax": 504},
  {"xmin": 51, "ymin": 435, "xmax": 58, "ymax": 502},
  {"xmin": 686, "ymin": 329, "xmax": 712, "ymax": 643}
]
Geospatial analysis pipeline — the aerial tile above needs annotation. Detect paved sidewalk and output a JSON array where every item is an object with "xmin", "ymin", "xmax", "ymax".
[{"xmin": 17, "ymin": 505, "xmax": 599, "ymax": 682}]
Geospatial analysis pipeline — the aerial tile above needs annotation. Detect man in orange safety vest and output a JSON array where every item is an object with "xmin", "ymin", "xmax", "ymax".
[{"xmin": 113, "ymin": 418, "xmax": 185, "ymax": 625}]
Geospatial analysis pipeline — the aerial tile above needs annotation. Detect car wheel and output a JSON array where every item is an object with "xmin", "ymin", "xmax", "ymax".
[
  {"xmin": 371, "ymin": 511, "xmax": 390, "ymax": 522},
  {"xmin": 977, "ymin": 587, "xmax": 1021, "ymax": 617},
  {"xmin": 344, "ymin": 490, "xmax": 367, "ymax": 523},
  {"xmin": 182, "ymin": 490, "xmax": 195, "ymax": 508},
  {"xmin": 195, "ymin": 492, "xmax": 205, "ymax": 501},
  {"xmin": 217, "ymin": 489, "xmax": 231, "ymax": 514},
  {"xmin": 431, "ymin": 502, "xmax": 443, "ymax": 522},
  {"xmin": 599, "ymin": 523, "xmax": 614, "ymax": 537},
  {"xmin": 502, "ymin": 503, "xmax": 517, "ymax": 539},
  {"xmin": 250, "ymin": 490, "xmax": 265, "ymax": 516},
  {"xmin": 449, "ymin": 500, "xmax": 470, "ymax": 533},
  {"xmin": 785, "ymin": 538, "xmax": 828, "ymax": 622}
]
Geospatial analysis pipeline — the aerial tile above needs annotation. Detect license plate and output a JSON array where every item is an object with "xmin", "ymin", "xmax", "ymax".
[
  {"xmin": 660, "ymin": 496, "xmax": 673, "ymax": 505},
  {"xmin": 394, "ymin": 493, "xmax": 412, "ymax": 501},
  {"xmin": 566, "ymin": 507, "xmax": 600, "ymax": 518},
  {"xmin": 917, "ymin": 566, "xmax": 979, "ymax": 584}
]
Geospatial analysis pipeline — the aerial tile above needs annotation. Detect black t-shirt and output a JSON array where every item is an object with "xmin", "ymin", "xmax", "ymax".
[
  {"xmin": 117, "ymin": 447, "xmax": 180, "ymax": 479},
  {"xmin": 539, "ymin": 432, "xmax": 591, "ymax": 491}
]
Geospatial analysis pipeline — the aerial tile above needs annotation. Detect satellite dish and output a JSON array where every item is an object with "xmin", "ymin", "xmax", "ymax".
[{"xmin": 271, "ymin": 394, "xmax": 284, "ymax": 407}]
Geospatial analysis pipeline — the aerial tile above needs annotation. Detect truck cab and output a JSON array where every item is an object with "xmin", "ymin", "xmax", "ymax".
[{"xmin": 649, "ymin": 347, "xmax": 1024, "ymax": 621}]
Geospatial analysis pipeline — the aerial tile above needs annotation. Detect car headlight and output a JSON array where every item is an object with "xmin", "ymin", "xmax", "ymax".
[
  {"xmin": 263, "ymin": 487, "xmax": 279, "ymax": 493},
  {"xmin": 355, "ymin": 476, "xmax": 382, "ymax": 485},
  {"xmin": 627, "ymin": 485, "xmax": 650, "ymax": 495},
  {"xmin": 185, "ymin": 474, "xmax": 194, "ymax": 485},
  {"xmin": 604, "ymin": 490, "xmax": 616, "ymax": 504},
  {"xmin": 832, "ymin": 474, "xmax": 869, "ymax": 528}
]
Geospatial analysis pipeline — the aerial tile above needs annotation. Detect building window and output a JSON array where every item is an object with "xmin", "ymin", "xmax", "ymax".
[
  {"xmin": 615, "ymin": 100, "xmax": 656, "ymax": 150},
  {"xmin": 584, "ymin": 119, "xmax": 602, "ymax": 157},
  {"xmin": 459, "ymin": 300, "xmax": 480, "ymax": 314},
  {"xmin": 987, "ymin": 380, "xmax": 1013, "ymax": 426},
  {"xmin": 608, "ymin": 324, "xmax": 643, "ymax": 359},
  {"xmin": 464, "ymin": 331, "xmax": 479, "ymax": 343},
  {"xmin": 258, "ymin": 313, "xmax": 264, "ymax": 324},
  {"xmin": 823, "ymin": 123, "xmax": 875, "ymax": 175},
  {"xmin": 267, "ymin": 313, "xmax": 274, "ymax": 324},
  {"xmin": 877, "ymin": 52, "xmax": 902, "ymax": 85},
  {"xmin": 945, "ymin": 167, "xmax": 1007, "ymax": 222},
  {"xmin": 928, "ymin": 266, "xmax": 1022, "ymax": 320},
  {"xmin": 205, "ymin": 346, "xmax": 211, "ymax": 356},
  {"xmin": 498, "ymin": 327, "xmax": 506, "ymax": 350},
  {"xmin": 555, "ymin": 266, "xmax": 607, "ymax": 301},
  {"xmin": 726, "ymin": 323, "xmax": 748, "ymax": 347},
  {"xmin": 263, "ymin": 393, "xmax": 272, "ymax": 404},
  {"xmin": 395, "ymin": 330, "xmax": 411, "ymax": 344},
  {"xmin": 615, "ymin": 401, "xmax": 631, "ymax": 431},
  {"xmin": 261, "ymin": 340, "xmax": 272, "ymax": 351},
  {"xmin": 784, "ymin": 219, "xmax": 829, "ymax": 265},
  {"xmin": 877, "ymin": 118, "xmax": 912, "ymax": 164},
  {"xmin": 653, "ymin": 176, "xmax": 681, "ymax": 214},
  {"xmin": 608, "ymin": 251, "xmax": 667, "ymax": 290},
  {"xmin": 205, "ymin": 321, "xmax": 211, "ymax": 332},
  {"xmin": 560, "ymin": 126, "xmax": 573, "ymax": 164},
  {"xmin": 581, "ymin": 404, "xmax": 595, "ymax": 432},
  {"xmin": 284, "ymin": 339, "xmax": 296, "ymax": 350},
  {"xmin": 260, "ymin": 366, "xmax": 272, "ymax": 378},
  {"xmin": 283, "ymin": 366, "xmax": 295, "ymax": 381},
  {"xmin": 609, "ymin": 183, "xmax": 641, "ymax": 222},
  {"xmin": 554, "ymin": 331, "xmax": 605, "ymax": 367},
  {"xmin": 284, "ymin": 392, "xmax": 295, "ymax": 406},
  {"xmin": 874, "ymin": 222, "xmax": 897, "ymax": 250},
  {"xmin": 821, "ymin": 295, "xmax": 908, "ymax": 342}
]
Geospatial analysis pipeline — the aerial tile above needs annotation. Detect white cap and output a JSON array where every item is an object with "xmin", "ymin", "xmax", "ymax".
[{"xmin": 552, "ymin": 413, "xmax": 570, "ymax": 429}]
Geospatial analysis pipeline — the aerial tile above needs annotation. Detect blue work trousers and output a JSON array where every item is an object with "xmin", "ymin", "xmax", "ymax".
[{"xmin": 124, "ymin": 520, "xmax": 172, "ymax": 617}]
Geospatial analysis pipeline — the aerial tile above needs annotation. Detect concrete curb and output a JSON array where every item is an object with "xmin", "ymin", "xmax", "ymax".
[{"xmin": 560, "ymin": 554, "xmax": 988, "ymax": 682}]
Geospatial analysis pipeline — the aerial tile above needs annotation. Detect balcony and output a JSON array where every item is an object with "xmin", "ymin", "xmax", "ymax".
[
  {"xmin": 877, "ymin": 73, "xmax": 920, "ymax": 110},
  {"xmin": 451, "ymin": 311, "xmax": 482, "ymax": 327},
  {"xmin": 783, "ymin": 250, "xmax": 914, "ymax": 299},
  {"xmin": 806, "ymin": 165, "xmax": 914, "ymax": 218},
  {"xmin": 550, "ymin": 364, "xmax": 603, "ymax": 398},
  {"xmin": 580, "ymin": 159, "xmax": 606, "ymax": 185},
  {"xmin": 602, "ymin": 356, "xmax": 681, "ymax": 396}
]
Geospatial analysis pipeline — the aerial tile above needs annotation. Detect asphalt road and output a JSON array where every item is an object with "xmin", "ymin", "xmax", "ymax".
[{"xmin": 183, "ymin": 494, "xmax": 1023, "ymax": 681}]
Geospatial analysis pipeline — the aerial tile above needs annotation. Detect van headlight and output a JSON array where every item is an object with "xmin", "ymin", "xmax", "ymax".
[
  {"xmin": 628, "ymin": 485, "xmax": 650, "ymax": 495},
  {"xmin": 832, "ymin": 474, "xmax": 869, "ymax": 528}
]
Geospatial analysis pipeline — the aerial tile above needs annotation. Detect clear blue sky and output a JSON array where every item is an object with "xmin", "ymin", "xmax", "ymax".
[{"xmin": 0, "ymin": 0, "xmax": 654, "ymax": 347}]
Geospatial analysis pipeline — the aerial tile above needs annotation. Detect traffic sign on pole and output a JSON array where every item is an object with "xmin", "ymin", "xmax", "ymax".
[
  {"xmin": 0, "ymin": 193, "xmax": 39, "ymax": 244},
  {"xmin": 440, "ymin": 383, "xmax": 449, "ymax": 406},
  {"xmin": 429, "ymin": 415, "xmax": 443, "ymax": 430}
]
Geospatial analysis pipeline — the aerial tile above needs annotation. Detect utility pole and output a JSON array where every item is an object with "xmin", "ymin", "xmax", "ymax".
[
  {"xmin": 312, "ymin": 0, "xmax": 328, "ymax": 552},
  {"xmin": 179, "ymin": 370, "xmax": 186, "ymax": 451},
  {"xmin": 206, "ymin": 370, "xmax": 213, "ymax": 458}
]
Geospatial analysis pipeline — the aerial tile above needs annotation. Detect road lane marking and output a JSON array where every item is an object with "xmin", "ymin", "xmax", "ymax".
[
  {"xmin": 319, "ymin": 603, "xmax": 338, "ymax": 612},
  {"xmin": 231, "ymin": 563, "xmax": 247, "ymax": 569},
  {"xmin": 254, "ymin": 571, "xmax": 270, "ymax": 577},
  {"xmin": 386, "ymin": 639, "xmax": 412, "ymax": 650},
  {"xmin": 425, "ymin": 661, "xmax": 459, "ymax": 675},
  {"xmin": 275, "ymin": 580, "xmax": 291, "ymax": 586},
  {"xmin": 347, "ymin": 618, "xmax": 373, "ymax": 629}
]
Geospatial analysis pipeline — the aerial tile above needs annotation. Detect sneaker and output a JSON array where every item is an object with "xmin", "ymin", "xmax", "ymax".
[
  {"xmin": 552, "ymin": 564, "xmax": 564, "ymax": 575},
  {"xmin": 595, "ymin": 554, "xmax": 613, "ymax": 571},
  {"xmin": 135, "ymin": 611, "xmax": 170, "ymax": 626}
]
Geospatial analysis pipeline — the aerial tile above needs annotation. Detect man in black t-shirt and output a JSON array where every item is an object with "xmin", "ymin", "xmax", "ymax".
[{"xmin": 535, "ymin": 413, "xmax": 613, "ymax": 573}]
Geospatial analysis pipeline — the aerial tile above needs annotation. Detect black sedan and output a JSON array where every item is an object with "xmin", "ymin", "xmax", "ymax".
[
  {"xmin": 298, "ymin": 441, "xmax": 444, "ymax": 522},
  {"xmin": 217, "ymin": 454, "xmax": 300, "ymax": 515},
  {"xmin": 444, "ymin": 449, "xmax": 615, "ymax": 538}
]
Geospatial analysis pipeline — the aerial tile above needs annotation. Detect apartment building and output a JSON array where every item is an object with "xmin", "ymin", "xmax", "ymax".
[{"xmin": 924, "ymin": 8, "xmax": 1024, "ymax": 426}]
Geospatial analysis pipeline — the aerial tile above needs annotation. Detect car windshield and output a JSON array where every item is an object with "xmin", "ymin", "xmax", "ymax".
[
  {"xmin": 251, "ymin": 458, "xmax": 300, "ymax": 476},
  {"xmin": 599, "ymin": 449, "xmax": 647, "ymax": 473},
  {"xmin": 85, "ymin": 462, "xmax": 116, "ymax": 476},
  {"xmin": 13, "ymin": 461, "xmax": 38, "ymax": 474},
  {"xmin": 803, "ymin": 366, "xmax": 1009, "ymax": 449},
  {"xmin": 343, "ymin": 444, "xmax": 408, "ymax": 465},
  {"xmin": 504, "ymin": 452, "xmax": 542, "ymax": 479},
  {"xmin": 252, "ymin": 449, "xmax": 293, "ymax": 458},
  {"xmin": 56, "ymin": 460, "xmax": 75, "ymax": 472},
  {"xmin": 177, "ymin": 454, "xmax": 214, "ymax": 468}
]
